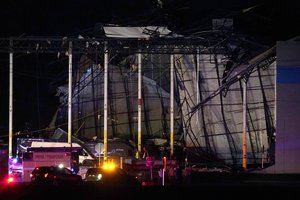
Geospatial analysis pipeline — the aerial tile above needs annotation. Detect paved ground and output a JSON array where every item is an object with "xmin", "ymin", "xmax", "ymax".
[{"xmin": 1, "ymin": 173, "xmax": 300, "ymax": 200}]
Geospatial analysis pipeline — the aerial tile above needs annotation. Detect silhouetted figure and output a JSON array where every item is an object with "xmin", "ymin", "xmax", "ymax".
[
  {"xmin": 168, "ymin": 166, "xmax": 176, "ymax": 185},
  {"xmin": 158, "ymin": 168, "xmax": 163, "ymax": 185},
  {"xmin": 142, "ymin": 147, "xmax": 149, "ymax": 159},
  {"xmin": 182, "ymin": 166, "xmax": 192, "ymax": 185}
]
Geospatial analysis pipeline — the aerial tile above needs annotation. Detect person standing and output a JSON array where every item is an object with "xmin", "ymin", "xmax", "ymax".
[
  {"xmin": 142, "ymin": 146, "xmax": 149, "ymax": 159},
  {"xmin": 158, "ymin": 168, "xmax": 163, "ymax": 185},
  {"xmin": 168, "ymin": 166, "xmax": 176, "ymax": 185}
]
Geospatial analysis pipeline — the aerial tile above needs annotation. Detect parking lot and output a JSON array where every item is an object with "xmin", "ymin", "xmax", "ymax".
[{"xmin": 2, "ymin": 173, "xmax": 300, "ymax": 200}]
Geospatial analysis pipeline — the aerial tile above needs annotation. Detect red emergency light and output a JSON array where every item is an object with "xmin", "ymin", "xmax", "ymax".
[{"xmin": 7, "ymin": 177, "xmax": 14, "ymax": 184}]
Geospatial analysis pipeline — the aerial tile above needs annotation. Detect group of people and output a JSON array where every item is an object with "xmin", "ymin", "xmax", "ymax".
[
  {"xmin": 158, "ymin": 164, "xmax": 192, "ymax": 185},
  {"xmin": 135, "ymin": 147, "xmax": 149, "ymax": 159},
  {"xmin": 133, "ymin": 146, "xmax": 192, "ymax": 185}
]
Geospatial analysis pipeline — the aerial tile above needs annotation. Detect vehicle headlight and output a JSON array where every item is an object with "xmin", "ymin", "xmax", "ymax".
[{"xmin": 97, "ymin": 174, "xmax": 102, "ymax": 180}]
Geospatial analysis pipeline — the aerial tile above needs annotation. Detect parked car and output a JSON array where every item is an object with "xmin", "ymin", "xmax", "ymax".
[
  {"xmin": 84, "ymin": 167, "xmax": 140, "ymax": 186},
  {"xmin": 30, "ymin": 166, "xmax": 82, "ymax": 185}
]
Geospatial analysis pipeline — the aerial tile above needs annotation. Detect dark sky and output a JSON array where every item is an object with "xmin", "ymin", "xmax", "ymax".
[
  {"xmin": 0, "ymin": 0, "xmax": 298, "ymax": 38},
  {"xmin": 0, "ymin": 0, "xmax": 299, "ymax": 135}
]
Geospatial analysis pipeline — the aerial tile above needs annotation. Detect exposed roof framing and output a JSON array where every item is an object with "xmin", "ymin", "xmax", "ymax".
[{"xmin": 0, "ymin": 36, "xmax": 224, "ymax": 55}]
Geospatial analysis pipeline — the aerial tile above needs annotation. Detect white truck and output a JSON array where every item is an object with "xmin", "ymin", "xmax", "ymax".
[
  {"xmin": 30, "ymin": 141, "xmax": 94, "ymax": 164},
  {"xmin": 22, "ymin": 147, "xmax": 81, "ymax": 182}
]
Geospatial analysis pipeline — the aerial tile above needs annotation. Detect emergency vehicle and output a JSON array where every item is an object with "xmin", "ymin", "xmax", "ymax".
[{"xmin": 22, "ymin": 147, "xmax": 81, "ymax": 182}]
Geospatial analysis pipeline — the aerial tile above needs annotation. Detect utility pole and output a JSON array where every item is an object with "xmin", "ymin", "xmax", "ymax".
[
  {"xmin": 8, "ymin": 40, "xmax": 13, "ymax": 160},
  {"xmin": 242, "ymin": 79, "xmax": 247, "ymax": 170},
  {"xmin": 170, "ymin": 54, "xmax": 174, "ymax": 157},
  {"xmin": 68, "ymin": 41, "xmax": 72, "ymax": 147},
  {"xmin": 196, "ymin": 49, "xmax": 200, "ymax": 133},
  {"xmin": 103, "ymin": 41, "xmax": 108, "ymax": 161},
  {"xmin": 137, "ymin": 52, "xmax": 142, "ymax": 156}
]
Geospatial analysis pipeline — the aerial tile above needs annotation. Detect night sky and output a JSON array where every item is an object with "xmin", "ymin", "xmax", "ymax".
[{"xmin": 0, "ymin": 0, "xmax": 299, "ymax": 136}]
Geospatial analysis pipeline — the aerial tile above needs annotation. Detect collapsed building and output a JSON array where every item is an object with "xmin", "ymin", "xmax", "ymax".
[{"xmin": 45, "ymin": 24, "xmax": 276, "ymax": 169}]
